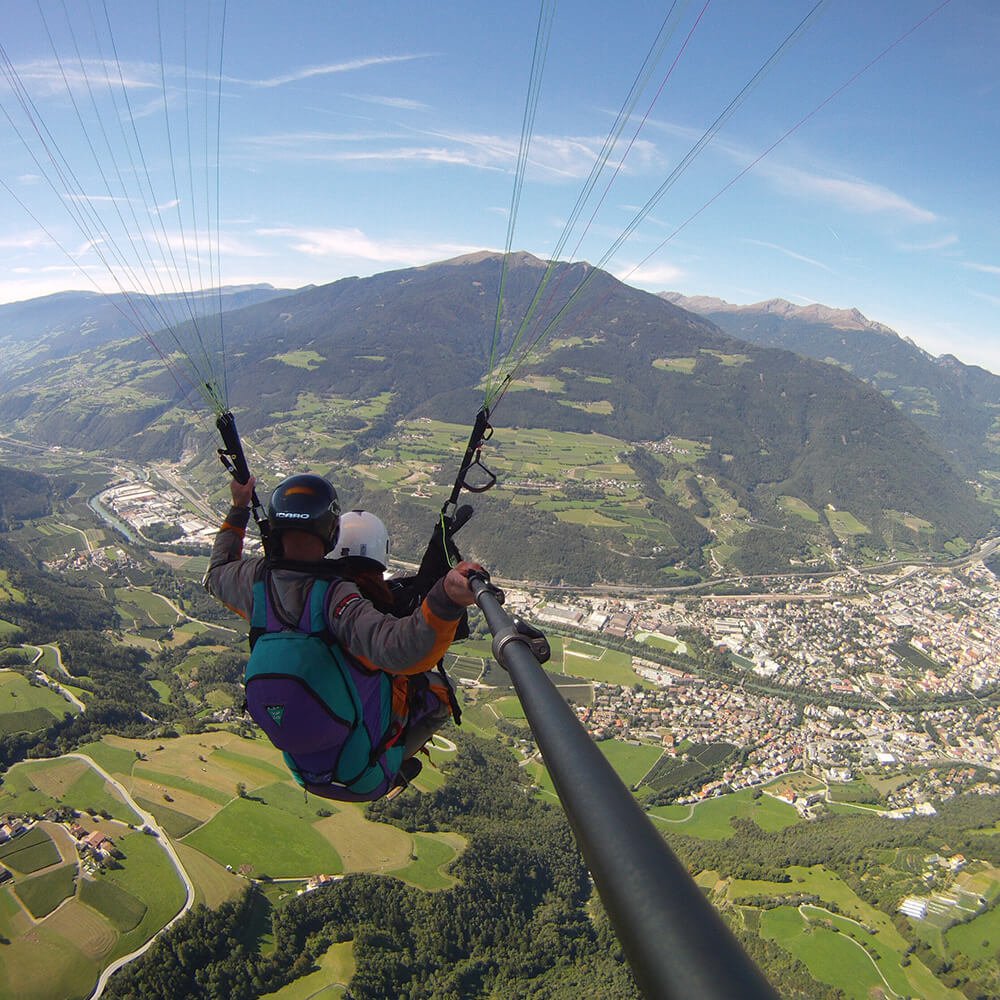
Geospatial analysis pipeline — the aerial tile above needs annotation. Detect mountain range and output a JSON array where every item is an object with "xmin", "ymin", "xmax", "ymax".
[
  {"xmin": 660, "ymin": 293, "xmax": 1000, "ymax": 478},
  {"xmin": 0, "ymin": 254, "xmax": 994, "ymax": 583}
]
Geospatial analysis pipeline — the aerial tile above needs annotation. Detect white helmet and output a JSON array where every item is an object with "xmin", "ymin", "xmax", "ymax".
[{"xmin": 329, "ymin": 510, "xmax": 390, "ymax": 569}]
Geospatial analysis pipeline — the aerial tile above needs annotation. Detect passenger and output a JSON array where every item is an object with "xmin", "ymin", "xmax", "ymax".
[{"xmin": 204, "ymin": 474, "xmax": 480, "ymax": 800}]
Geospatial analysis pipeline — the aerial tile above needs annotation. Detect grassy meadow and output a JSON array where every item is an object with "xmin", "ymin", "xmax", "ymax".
[{"xmin": 0, "ymin": 670, "xmax": 79, "ymax": 736}]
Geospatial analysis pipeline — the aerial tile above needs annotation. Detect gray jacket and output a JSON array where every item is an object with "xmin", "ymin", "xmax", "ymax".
[{"xmin": 204, "ymin": 505, "xmax": 465, "ymax": 675}]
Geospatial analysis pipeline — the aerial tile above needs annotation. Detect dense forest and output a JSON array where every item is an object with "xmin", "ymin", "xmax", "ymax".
[{"xmin": 0, "ymin": 465, "xmax": 52, "ymax": 530}]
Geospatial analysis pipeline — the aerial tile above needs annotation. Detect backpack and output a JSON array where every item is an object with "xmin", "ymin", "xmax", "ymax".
[{"xmin": 244, "ymin": 571, "xmax": 415, "ymax": 801}]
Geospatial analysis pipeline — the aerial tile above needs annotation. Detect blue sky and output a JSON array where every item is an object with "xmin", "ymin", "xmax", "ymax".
[{"xmin": 1, "ymin": 0, "xmax": 997, "ymax": 372}]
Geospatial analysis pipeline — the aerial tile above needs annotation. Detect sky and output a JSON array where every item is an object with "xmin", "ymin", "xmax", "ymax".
[{"xmin": 0, "ymin": 0, "xmax": 997, "ymax": 373}]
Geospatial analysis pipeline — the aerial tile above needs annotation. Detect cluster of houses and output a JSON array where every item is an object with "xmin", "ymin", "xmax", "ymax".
[
  {"xmin": 298, "ymin": 873, "xmax": 343, "ymax": 894},
  {"xmin": 68, "ymin": 823, "xmax": 119, "ymax": 862},
  {"xmin": 0, "ymin": 816, "xmax": 27, "ymax": 843}
]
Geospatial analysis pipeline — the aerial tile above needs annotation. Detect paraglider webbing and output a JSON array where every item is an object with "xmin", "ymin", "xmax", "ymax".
[
  {"xmin": 468, "ymin": 571, "xmax": 779, "ymax": 1000},
  {"xmin": 485, "ymin": 0, "xmax": 556, "ymax": 408},
  {"xmin": 485, "ymin": 0, "xmax": 827, "ymax": 409}
]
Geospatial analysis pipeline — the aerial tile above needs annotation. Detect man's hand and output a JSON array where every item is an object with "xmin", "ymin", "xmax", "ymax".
[
  {"xmin": 443, "ymin": 560, "xmax": 485, "ymax": 607},
  {"xmin": 230, "ymin": 475, "xmax": 255, "ymax": 508}
]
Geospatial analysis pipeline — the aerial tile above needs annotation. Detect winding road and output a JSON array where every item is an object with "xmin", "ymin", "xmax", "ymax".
[{"xmin": 65, "ymin": 754, "xmax": 196, "ymax": 1000}]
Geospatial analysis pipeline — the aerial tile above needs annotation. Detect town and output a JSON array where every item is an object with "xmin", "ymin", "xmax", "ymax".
[
  {"xmin": 510, "ymin": 557, "xmax": 1000, "ymax": 810},
  {"xmin": 85, "ymin": 473, "xmax": 1000, "ymax": 814}
]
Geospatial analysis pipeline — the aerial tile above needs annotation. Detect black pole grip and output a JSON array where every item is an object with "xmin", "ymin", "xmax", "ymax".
[
  {"xmin": 216, "ymin": 411, "xmax": 252, "ymax": 484},
  {"xmin": 470, "ymin": 576, "xmax": 778, "ymax": 1000}
]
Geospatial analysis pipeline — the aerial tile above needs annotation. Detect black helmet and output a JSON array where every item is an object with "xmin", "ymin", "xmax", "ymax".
[{"xmin": 267, "ymin": 474, "xmax": 340, "ymax": 552}]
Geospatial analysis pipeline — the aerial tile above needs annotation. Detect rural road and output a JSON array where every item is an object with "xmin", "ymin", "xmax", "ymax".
[{"xmin": 66, "ymin": 754, "xmax": 196, "ymax": 1000}]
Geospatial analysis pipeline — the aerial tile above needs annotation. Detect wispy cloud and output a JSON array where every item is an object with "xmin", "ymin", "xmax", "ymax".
[
  {"xmin": 226, "ymin": 55, "xmax": 428, "ymax": 89},
  {"xmin": 742, "ymin": 238, "xmax": 834, "ymax": 272},
  {"xmin": 341, "ymin": 93, "xmax": 430, "ymax": 112},
  {"xmin": 763, "ymin": 164, "xmax": 937, "ymax": 224},
  {"xmin": 617, "ymin": 261, "xmax": 684, "ymax": 287},
  {"xmin": 0, "ymin": 230, "xmax": 50, "ymax": 250},
  {"xmin": 897, "ymin": 234, "xmax": 959, "ymax": 252},
  {"xmin": 641, "ymin": 115, "xmax": 938, "ymax": 225},
  {"xmin": 971, "ymin": 290, "xmax": 1000, "ymax": 306},
  {"xmin": 256, "ymin": 225, "xmax": 479, "ymax": 265},
  {"xmin": 7, "ymin": 58, "xmax": 159, "ymax": 97},
  {"xmin": 963, "ymin": 261, "xmax": 1000, "ymax": 276}
]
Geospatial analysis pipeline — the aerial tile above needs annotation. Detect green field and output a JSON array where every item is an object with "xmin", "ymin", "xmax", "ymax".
[
  {"xmin": 14, "ymin": 863, "xmax": 77, "ymax": 918},
  {"xmin": 0, "ymin": 757, "xmax": 142, "ymax": 824},
  {"xmin": 0, "ymin": 569, "xmax": 26, "ymax": 602},
  {"xmin": 102, "ymin": 828, "xmax": 188, "ymax": 961},
  {"xmin": 0, "ymin": 618, "xmax": 22, "ymax": 637},
  {"xmin": 114, "ymin": 586, "xmax": 179, "ymax": 628},
  {"xmin": 651, "ymin": 788, "xmax": 798, "ymax": 840},
  {"xmin": 79, "ymin": 875, "xmax": 148, "ymax": 932},
  {"xmin": 653, "ymin": 356, "xmax": 697, "ymax": 374},
  {"xmin": 777, "ymin": 496, "xmax": 820, "ymax": 523},
  {"xmin": 260, "ymin": 941, "xmax": 354, "ymax": 999},
  {"xmin": 271, "ymin": 349, "xmax": 325, "ymax": 370},
  {"xmin": 77, "ymin": 739, "xmax": 143, "ymax": 776},
  {"xmin": 492, "ymin": 696, "xmax": 526, "ymax": 721},
  {"xmin": 399, "ymin": 833, "xmax": 461, "ymax": 891},
  {"xmin": 135, "ymin": 797, "xmax": 202, "ymax": 838},
  {"xmin": 0, "ymin": 670, "xmax": 78, "ymax": 735},
  {"xmin": 946, "ymin": 903, "xmax": 1000, "ymax": 961},
  {"xmin": 824, "ymin": 509, "xmax": 870, "ymax": 538},
  {"xmin": 182, "ymin": 797, "xmax": 342, "ymax": 877},
  {"xmin": 636, "ymin": 632, "xmax": 688, "ymax": 655},
  {"xmin": 761, "ymin": 905, "xmax": 887, "ymax": 1000},
  {"xmin": 559, "ymin": 639, "xmax": 644, "ymax": 686},
  {"xmin": 597, "ymin": 740, "xmax": 663, "ymax": 788},
  {"xmin": 0, "ymin": 825, "xmax": 61, "ymax": 873}
]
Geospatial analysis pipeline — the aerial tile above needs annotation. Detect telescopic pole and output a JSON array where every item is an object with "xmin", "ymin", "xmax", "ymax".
[{"xmin": 468, "ymin": 572, "xmax": 778, "ymax": 1000}]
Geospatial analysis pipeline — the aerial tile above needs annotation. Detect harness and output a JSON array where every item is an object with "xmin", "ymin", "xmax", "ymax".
[{"xmin": 244, "ymin": 569, "xmax": 406, "ymax": 801}]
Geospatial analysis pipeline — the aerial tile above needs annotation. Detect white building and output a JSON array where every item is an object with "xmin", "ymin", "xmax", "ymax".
[{"xmin": 899, "ymin": 897, "xmax": 927, "ymax": 920}]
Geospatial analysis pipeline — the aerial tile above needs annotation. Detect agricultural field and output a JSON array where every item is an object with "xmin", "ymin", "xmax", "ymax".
[
  {"xmin": 777, "ymin": 495, "xmax": 820, "ymax": 523},
  {"xmin": 14, "ymin": 863, "xmax": 77, "ymax": 918},
  {"xmin": 259, "ymin": 941, "xmax": 354, "ymax": 1000},
  {"xmin": 271, "ymin": 350, "xmax": 326, "ymax": 370},
  {"xmin": 824, "ymin": 508, "xmax": 870, "ymax": 540},
  {"xmin": 0, "ymin": 569, "xmax": 25, "ymax": 603},
  {"xmin": 597, "ymin": 740, "xmax": 663, "ymax": 788},
  {"xmin": 0, "ymin": 826, "xmax": 61, "ymax": 874},
  {"xmin": 73, "ymin": 733, "xmax": 468, "ymax": 894},
  {"xmin": 642, "ymin": 741, "xmax": 739, "ymax": 797},
  {"xmin": 0, "ymin": 818, "xmax": 187, "ymax": 1000},
  {"xmin": 183, "ymin": 794, "xmax": 344, "ymax": 878},
  {"xmin": 0, "ymin": 757, "xmax": 140, "ymax": 824},
  {"xmin": 653, "ymin": 356, "xmax": 697, "ymax": 374},
  {"xmin": 113, "ymin": 586, "xmax": 180, "ymax": 630},
  {"xmin": 0, "ymin": 669, "xmax": 79, "ymax": 736},
  {"xmin": 651, "ymin": 787, "xmax": 798, "ymax": 840}
]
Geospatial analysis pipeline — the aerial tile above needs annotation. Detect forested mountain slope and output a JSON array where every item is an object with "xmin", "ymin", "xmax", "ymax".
[
  {"xmin": 0, "ymin": 254, "xmax": 993, "ymax": 578},
  {"xmin": 661, "ymin": 292, "xmax": 1000, "ymax": 477}
]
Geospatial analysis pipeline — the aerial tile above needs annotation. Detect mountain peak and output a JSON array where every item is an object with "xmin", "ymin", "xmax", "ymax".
[{"xmin": 661, "ymin": 291, "xmax": 901, "ymax": 336}]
